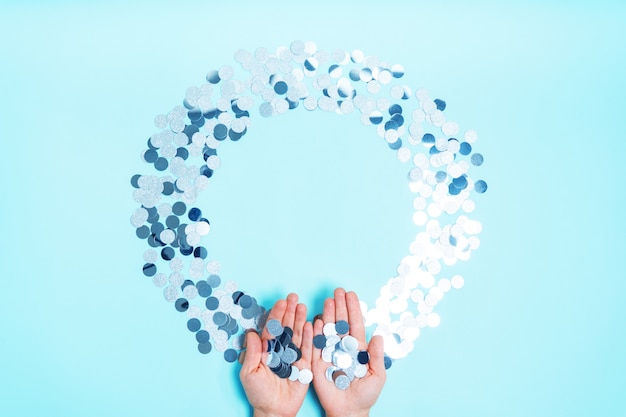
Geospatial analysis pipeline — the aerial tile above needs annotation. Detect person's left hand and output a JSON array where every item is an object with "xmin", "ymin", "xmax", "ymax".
[{"xmin": 239, "ymin": 293, "xmax": 313, "ymax": 417}]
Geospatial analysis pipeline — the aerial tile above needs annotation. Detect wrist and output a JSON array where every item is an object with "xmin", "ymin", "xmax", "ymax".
[
  {"xmin": 326, "ymin": 411, "xmax": 369, "ymax": 417},
  {"xmin": 252, "ymin": 409, "xmax": 295, "ymax": 417}
]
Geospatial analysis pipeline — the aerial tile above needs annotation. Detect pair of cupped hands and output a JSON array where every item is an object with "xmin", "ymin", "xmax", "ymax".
[{"xmin": 240, "ymin": 288, "xmax": 386, "ymax": 417}]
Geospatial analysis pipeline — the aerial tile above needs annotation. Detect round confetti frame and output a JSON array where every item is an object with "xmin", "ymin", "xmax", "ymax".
[{"xmin": 130, "ymin": 41, "xmax": 487, "ymax": 363}]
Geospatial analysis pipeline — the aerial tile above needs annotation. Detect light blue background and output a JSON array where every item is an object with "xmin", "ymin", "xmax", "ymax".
[{"xmin": 1, "ymin": 1, "xmax": 625, "ymax": 416}]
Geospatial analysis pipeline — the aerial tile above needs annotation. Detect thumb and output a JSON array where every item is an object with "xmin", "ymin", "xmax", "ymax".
[
  {"xmin": 367, "ymin": 335, "xmax": 387, "ymax": 378},
  {"xmin": 241, "ymin": 330, "xmax": 263, "ymax": 375}
]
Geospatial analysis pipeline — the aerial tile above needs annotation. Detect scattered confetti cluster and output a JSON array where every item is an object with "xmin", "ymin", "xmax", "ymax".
[
  {"xmin": 130, "ymin": 41, "xmax": 487, "ymax": 363},
  {"xmin": 314, "ymin": 320, "xmax": 383, "ymax": 390},
  {"xmin": 265, "ymin": 319, "xmax": 312, "ymax": 384}
]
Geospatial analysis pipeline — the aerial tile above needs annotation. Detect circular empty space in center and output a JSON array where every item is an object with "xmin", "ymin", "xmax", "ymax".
[{"xmin": 202, "ymin": 109, "xmax": 414, "ymax": 310}]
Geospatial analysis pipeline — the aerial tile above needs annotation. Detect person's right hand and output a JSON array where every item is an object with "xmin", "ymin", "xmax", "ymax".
[{"xmin": 311, "ymin": 288, "xmax": 387, "ymax": 417}]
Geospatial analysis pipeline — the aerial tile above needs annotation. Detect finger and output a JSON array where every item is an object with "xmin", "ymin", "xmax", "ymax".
[
  {"xmin": 346, "ymin": 291, "xmax": 366, "ymax": 345},
  {"xmin": 298, "ymin": 321, "xmax": 313, "ymax": 368},
  {"xmin": 282, "ymin": 293, "xmax": 299, "ymax": 331},
  {"xmin": 333, "ymin": 288, "xmax": 349, "ymax": 326},
  {"xmin": 322, "ymin": 297, "xmax": 335, "ymax": 324},
  {"xmin": 240, "ymin": 330, "xmax": 263, "ymax": 375},
  {"xmin": 367, "ymin": 335, "xmax": 387, "ymax": 379},
  {"xmin": 311, "ymin": 317, "xmax": 325, "ymax": 377},
  {"xmin": 262, "ymin": 299, "xmax": 287, "ymax": 340},
  {"xmin": 291, "ymin": 303, "xmax": 307, "ymax": 346}
]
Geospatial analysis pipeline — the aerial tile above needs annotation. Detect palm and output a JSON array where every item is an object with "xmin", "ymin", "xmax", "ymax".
[{"xmin": 244, "ymin": 365, "xmax": 309, "ymax": 416}]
